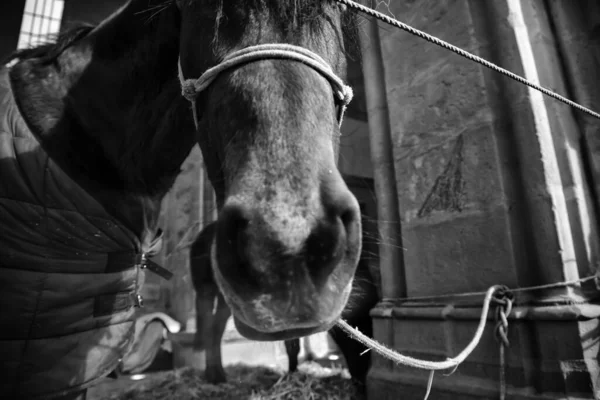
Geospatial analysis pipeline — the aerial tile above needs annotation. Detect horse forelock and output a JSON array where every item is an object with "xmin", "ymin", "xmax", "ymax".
[{"xmin": 204, "ymin": 0, "xmax": 360, "ymax": 61}]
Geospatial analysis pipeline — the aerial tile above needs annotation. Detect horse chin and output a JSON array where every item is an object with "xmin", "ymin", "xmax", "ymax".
[
  {"xmin": 210, "ymin": 226, "xmax": 357, "ymax": 340},
  {"xmin": 224, "ymin": 277, "xmax": 353, "ymax": 342}
]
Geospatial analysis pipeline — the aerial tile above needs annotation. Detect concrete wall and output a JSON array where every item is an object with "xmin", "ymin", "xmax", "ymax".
[{"xmin": 365, "ymin": 0, "xmax": 600, "ymax": 398}]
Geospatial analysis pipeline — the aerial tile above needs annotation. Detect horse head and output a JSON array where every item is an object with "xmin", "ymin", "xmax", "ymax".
[
  {"xmin": 178, "ymin": 0, "xmax": 362, "ymax": 341},
  {"xmin": 7, "ymin": 0, "xmax": 362, "ymax": 343}
]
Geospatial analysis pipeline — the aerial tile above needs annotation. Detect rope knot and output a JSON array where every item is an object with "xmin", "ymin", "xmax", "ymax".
[
  {"xmin": 493, "ymin": 286, "xmax": 513, "ymax": 348},
  {"xmin": 340, "ymin": 85, "xmax": 354, "ymax": 105},
  {"xmin": 181, "ymin": 79, "xmax": 198, "ymax": 102},
  {"xmin": 492, "ymin": 285, "xmax": 513, "ymax": 303}
]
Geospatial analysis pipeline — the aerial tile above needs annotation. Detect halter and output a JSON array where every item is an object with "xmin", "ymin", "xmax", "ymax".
[{"xmin": 178, "ymin": 43, "xmax": 354, "ymax": 130}]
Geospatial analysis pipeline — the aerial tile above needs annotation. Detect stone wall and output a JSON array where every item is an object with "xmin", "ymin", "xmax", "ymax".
[
  {"xmin": 365, "ymin": 0, "xmax": 600, "ymax": 398},
  {"xmin": 382, "ymin": 0, "xmax": 522, "ymax": 297}
]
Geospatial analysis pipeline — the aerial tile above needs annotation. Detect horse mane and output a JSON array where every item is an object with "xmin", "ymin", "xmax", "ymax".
[
  {"xmin": 211, "ymin": 0, "xmax": 360, "ymax": 59},
  {"xmin": 3, "ymin": 23, "xmax": 96, "ymax": 66},
  {"xmin": 234, "ymin": 0, "xmax": 339, "ymax": 25},
  {"xmin": 3, "ymin": 1, "xmax": 359, "ymax": 65}
]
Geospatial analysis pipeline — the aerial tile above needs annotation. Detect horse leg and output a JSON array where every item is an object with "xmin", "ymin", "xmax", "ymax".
[
  {"xmin": 194, "ymin": 284, "xmax": 215, "ymax": 352},
  {"xmin": 284, "ymin": 339, "xmax": 300, "ymax": 373},
  {"xmin": 194, "ymin": 284, "xmax": 223, "ymax": 383},
  {"xmin": 205, "ymin": 290, "xmax": 230, "ymax": 384}
]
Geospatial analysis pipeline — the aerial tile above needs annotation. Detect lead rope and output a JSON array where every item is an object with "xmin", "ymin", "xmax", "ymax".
[
  {"xmin": 337, "ymin": 285, "xmax": 504, "ymax": 371},
  {"xmin": 336, "ymin": 274, "xmax": 598, "ymax": 400},
  {"xmin": 336, "ymin": 285, "xmax": 508, "ymax": 400},
  {"xmin": 178, "ymin": 44, "xmax": 354, "ymax": 130}
]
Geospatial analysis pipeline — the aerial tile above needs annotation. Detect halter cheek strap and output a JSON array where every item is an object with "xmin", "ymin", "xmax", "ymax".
[{"xmin": 178, "ymin": 43, "xmax": 354, "ymax": 130}]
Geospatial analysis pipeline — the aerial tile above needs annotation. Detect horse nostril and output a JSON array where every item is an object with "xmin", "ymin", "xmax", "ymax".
[
  {"xmin": 323, "ymin": 182, "xmax": 361, "ymax": 246},
  {"xmin": 220, "ymin": 204, "xmax": 250, "ymax": 243},
  {"xmin": 216, "ymin": 203, "xmax": 251, "ymax": 278},
  {"xmin": 304, "ymin": 175, "xmax": 361, "ymax": 287},
  {"xmin": 305, "ymin": 219, "xmax": 344, "ymax": 286},
  {"xmin": 340, "ymin": 204, "xmax": 359, "ymax": 238}
]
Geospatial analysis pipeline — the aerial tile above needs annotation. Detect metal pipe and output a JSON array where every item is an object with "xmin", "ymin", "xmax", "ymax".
[{"xmin": 386, "ymin": 303, "xmax": 600, "ymax": 321}]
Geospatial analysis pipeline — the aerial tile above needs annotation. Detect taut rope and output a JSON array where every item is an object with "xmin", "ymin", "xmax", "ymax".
[{"xmin": 335, "ymin": 0, "xmax": 600, "ymax": 120}]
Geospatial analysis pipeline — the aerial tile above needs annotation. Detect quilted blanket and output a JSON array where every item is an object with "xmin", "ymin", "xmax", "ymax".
[{"xmin": 0, "ymin": 67, "xmax": 156, "ymax": 399}]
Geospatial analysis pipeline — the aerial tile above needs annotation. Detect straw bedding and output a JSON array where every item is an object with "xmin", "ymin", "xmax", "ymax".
[{"xmin": 98, "ymin": 362, "xmax": 363, "ymax": 400}]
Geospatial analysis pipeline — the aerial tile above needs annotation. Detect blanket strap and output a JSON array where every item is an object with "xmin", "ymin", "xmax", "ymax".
[{"xmin": 94, "ymin": 229, "xmax": 172, "ymax": 317}]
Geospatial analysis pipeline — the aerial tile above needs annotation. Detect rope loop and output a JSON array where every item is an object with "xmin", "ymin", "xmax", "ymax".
[{"xmin": 180, "ymin": 80, "xmax": 198, "ymax": 103}]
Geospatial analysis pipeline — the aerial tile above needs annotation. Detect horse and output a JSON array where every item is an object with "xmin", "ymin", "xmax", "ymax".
[
  {"xmin": 0, "ymin": 0, "xmax": 360, "ymax": 398},
  {"xmin": 190, "ymin": 220, "xmax": 378, "ymax": 392}
]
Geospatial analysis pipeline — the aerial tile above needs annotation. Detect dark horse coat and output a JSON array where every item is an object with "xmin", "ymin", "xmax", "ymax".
[{"xmin": 0, "ymin": 68, "xmax": 161, "ymax": 399}]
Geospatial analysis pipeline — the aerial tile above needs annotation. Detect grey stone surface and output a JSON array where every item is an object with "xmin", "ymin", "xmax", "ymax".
[{"xmin": 366, "ymin": 0, "xmax": 599, "ymax": 398}]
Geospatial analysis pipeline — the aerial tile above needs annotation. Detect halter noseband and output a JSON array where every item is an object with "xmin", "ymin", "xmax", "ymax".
[{"xmin": 178, "ymin": 43, "xmax": 353, "ymax": 130}]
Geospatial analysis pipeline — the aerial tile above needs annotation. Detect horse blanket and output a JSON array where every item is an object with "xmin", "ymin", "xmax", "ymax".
[{"xmin": 0, "ymin": 67, "xmax": 160, "ymax": 399}]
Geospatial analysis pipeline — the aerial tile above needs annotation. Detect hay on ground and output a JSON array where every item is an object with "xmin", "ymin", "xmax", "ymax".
[{"xmin": 99, "ymin": 362, "xmax": 363, "ymax": 400}]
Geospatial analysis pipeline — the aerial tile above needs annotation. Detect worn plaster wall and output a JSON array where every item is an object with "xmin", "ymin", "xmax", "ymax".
[
  {"xmin": 367, "ymin": 0, "xmax": 599, "ymax": 398},
  {"xmin": 380, "ymin": 0, "xmax": 525, "ymax": 297}
]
